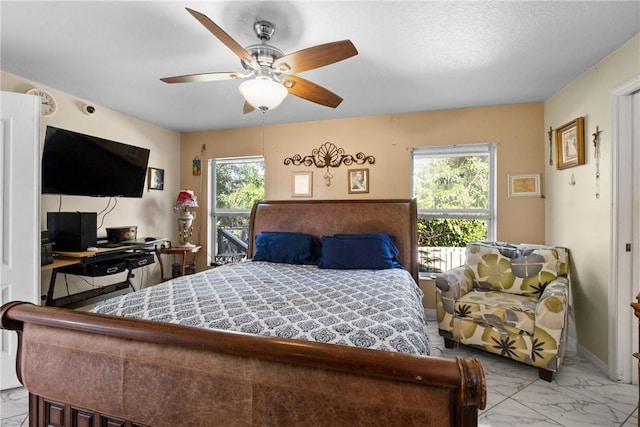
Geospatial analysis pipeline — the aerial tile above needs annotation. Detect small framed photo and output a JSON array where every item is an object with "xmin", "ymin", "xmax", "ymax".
[
  {"xmin": 291, "ymin": 171, "xmax": 312, "ymax": 197},
  {"xmin": 148, "ymin": 167, "xmax": 164, "ymax": 190},
  {"xmin": 192, "ymin": 156, "xmax": 201, "ymax": 176},
  {"xmin": 508, "ymin": 173, "xmax": 541, "ymax": 198},
  {"xmin": 348, "ymin": 168, "xmax": 369, "ymax": 194},
  {"xmin": 555, "ymin": 117, "xmax": 585, "ymax": 170}
]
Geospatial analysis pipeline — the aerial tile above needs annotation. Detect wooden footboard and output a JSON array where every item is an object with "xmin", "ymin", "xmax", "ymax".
[{"xmin": 2, "ymin": 301, "xmax": 486, "ymax": 427}]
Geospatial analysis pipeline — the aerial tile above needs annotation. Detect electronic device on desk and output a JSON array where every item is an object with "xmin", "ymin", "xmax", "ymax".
[
  {"xmin": 47, "ymin": 212, "xmax": 97, "ymax": 252},
  {"xmin": 106, "ymin": 226, "xmax": 137, "ymax": 243},
  {"xmin": 144, "ymin": 238, "xmax": 171, "ymax": 251},
  {"xmin": 96, "ymin": 241, "xmax": 121, "ymax": 249}
]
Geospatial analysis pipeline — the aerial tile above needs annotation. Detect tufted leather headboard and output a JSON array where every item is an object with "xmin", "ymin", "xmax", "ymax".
[{"xmin": 248, "ymin": 199, "xmax": 418, "ymax": 281}]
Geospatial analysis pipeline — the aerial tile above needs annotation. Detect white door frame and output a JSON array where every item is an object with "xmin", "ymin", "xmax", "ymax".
[
  {"xmin": 0, "ymin": 91, "xmax": 41, "ymax": 390},
  {"xmin": 609, "ymin": 75, "xmax": 640, "ymax": 383}
]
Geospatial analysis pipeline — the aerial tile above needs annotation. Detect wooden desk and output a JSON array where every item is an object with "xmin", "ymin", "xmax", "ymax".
[
  {"xmin": 41, "ymin": 256, "xmax": 81, "ymax": 272},
  {"xmin": 42, "ymin": 238, "xmax": 167, "ymax": 307},
  {"xmin": 157, "ymin": 245, "xmax": 201, "ymax": 280}
]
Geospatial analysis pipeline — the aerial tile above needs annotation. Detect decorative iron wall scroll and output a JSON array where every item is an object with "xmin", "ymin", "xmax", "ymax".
[{"xmin": 284, "ymin": 142, "xmax": 375, "ymax": 186}]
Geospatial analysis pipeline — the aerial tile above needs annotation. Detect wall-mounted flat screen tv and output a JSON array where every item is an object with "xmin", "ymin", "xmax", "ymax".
[{"xmin": 42, "ymin": 126, "xmax": 151, "ymax": 198}]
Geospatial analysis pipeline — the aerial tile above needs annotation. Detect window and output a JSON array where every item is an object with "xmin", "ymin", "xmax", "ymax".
[
  {"xmin": 209, "ymin": 156, "xmax": 264, "ymax": 265},
  {"xmin": 411, "ymin": 143, "xmax": 496, "ymax": 275}
]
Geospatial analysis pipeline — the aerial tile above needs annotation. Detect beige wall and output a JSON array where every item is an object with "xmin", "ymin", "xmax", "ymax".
[
  {"xmin": 182, "ymin": 102, "xmax": 545, "ymax": 269},
  {"xmin": 544, "ymin": 33, "xmax": 640, "ymax": 363},
  {"xmin": 1, "ymin": 71, "xmax": 181, "ymax": 296}
]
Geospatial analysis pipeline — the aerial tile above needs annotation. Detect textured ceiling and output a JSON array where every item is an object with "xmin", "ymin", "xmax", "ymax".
[{"xmin": 2, "ymin": 1, "xmax": 639, "ymax": 132}]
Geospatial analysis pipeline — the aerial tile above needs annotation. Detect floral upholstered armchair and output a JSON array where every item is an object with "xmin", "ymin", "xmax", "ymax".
[{"xmin": 435, "ymin": 242, "xmax": 570, "ymax": 381}]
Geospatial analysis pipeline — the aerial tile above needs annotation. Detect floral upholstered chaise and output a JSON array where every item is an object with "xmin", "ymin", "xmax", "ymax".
[{"xmin": 435, "ymin": 242, "xmax": 570, "ymax": 381}]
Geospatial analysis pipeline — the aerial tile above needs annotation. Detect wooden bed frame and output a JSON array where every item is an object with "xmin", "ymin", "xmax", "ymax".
[{"xmin": 1, "ymin": 199, "xmax": 486, "ymax": 427}]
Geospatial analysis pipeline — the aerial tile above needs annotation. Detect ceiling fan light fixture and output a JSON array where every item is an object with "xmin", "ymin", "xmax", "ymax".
[{"xmin": 239, "ymin": 77, "xmax": 288, "ymax": 111}]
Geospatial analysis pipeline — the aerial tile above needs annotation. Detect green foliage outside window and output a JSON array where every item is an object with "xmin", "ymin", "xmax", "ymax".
[
  {"xmin": 417, "ymin": 218, "xmax": 487, "ymax": 247},
  {"xmin": 414, "ymin": 153, "xmax": 489, "ymax": 247},
  {"xmin": 215, "ymin": 161, "xmax": 264, "ymax": 209},
  {"xmin": 414, "ymin": 151, "xmax": 490, "ymax": 273},
  {"xmin": 212, "ymin": 158, "xmax": 265, "ymax": 260},
  {"xmin": 414, "ymin": 155, "xmax": 489, "ymax": 211}
]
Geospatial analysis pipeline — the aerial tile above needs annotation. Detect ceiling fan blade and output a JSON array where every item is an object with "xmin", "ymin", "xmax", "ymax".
[
  {"xmin": 243, "ymin": 101, "xmax": 255, "ymax": 114},
  {"xmin": 160, "ymin": 72, "xmax": 248, "ymax": 84},
  {"xmin": 185, "ymin": 8, "xmax": 260, "ymax": 71},
  {"xmin": 273, "ymin": 40, "xmax": 358, "ymax": 74},
  {"xmin": 282, "ymin": 75, "xmax": 343, "ymax": 108}
]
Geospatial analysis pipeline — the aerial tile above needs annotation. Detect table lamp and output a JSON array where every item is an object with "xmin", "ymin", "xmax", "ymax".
[{"xmin": 174, "ymin": 189, "xmax": 198, "ymax": 247}]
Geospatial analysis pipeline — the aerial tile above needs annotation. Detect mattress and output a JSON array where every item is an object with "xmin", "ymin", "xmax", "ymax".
[{"xmin": 92, "ymin": 261, "xmax": 430, "ymax": 355}]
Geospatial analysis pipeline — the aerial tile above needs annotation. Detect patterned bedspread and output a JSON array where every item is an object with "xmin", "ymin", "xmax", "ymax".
[{"xmin": 92, "ymin": 261, "xmax": 430, "ymax": 355}]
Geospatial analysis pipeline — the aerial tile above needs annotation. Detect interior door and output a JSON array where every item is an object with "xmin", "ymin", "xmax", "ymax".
[
  {"xmin": 0, "ymin": 91, "xmax": 41, "ymax": 390},
  {"xmin": 610, "ymin": 77, "xmax": 640, "ymax": 384},
  {"xmin": 632, "ymin": 89, "xmax": 640, "ymax": 385}
]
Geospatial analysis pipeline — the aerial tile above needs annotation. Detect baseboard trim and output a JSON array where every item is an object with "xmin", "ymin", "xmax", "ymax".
[{"xmin": 571, "ymin": 337, "xmax": 609, "ymax": 378}]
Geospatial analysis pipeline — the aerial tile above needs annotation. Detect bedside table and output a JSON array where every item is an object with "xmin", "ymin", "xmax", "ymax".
[{"xmin": 156, "ymin": 245, "xmax": 201, "ymax": 280}]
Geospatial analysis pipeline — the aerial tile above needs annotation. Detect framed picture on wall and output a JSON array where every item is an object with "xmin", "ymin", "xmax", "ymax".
[
  {"xmin": 192, "ymin": 156, "xmax": 201, "ymax": 176},
  {"xmin": 508, "ymin": 173, "xmax": 541, "ymax": 198},
  {"xmin": 348, "ymin": 168, "xmax": 369, "ymax": 194},
  {"xmin": 148, "ymin": 167, "xmax": 164, "ymax": 190},
  {"xmin": 291, "ymin": 171, "xmax": 312, "ymax": 197},
  {"xmin": 555, "ymin": 117, "xmax": 585, "ymax": 169}
]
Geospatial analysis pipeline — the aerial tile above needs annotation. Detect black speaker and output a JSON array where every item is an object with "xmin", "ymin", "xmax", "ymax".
[{"xmin": 47, "ymin": 212, "xmax": 97, "ymax": 252}]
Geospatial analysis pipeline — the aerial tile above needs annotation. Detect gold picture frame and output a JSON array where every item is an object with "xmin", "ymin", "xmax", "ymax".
[
  {"xmin": 348, "ymin": 168, "xmax": 369, "ymax": 194},
  {"xmin": 148, "ymin": 167, "xmax": 164, "ymax": 190},
  {"xmin": 555, "ymin": 117, "xmax": 585, "ymax": 169},
  {"xmin": 508, "ymin": 173, "xmax": 541, "ymax": 198},
  {"xmin": 291, "ymin": 171, "xmax": 312, "ymax": 197}
]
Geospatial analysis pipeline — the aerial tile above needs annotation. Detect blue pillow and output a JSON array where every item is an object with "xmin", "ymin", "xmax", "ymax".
[
  {"xmin": 318, "ymin": 233, "xmax": 402, "ymax": 270},
  {"xmin": 252, "ymin": 232, "xmax": 321, "ymax": 264}
]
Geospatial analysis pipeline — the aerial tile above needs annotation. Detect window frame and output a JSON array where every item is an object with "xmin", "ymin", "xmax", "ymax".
[
  {"xmin": 411, "ymin": 142, "xmax": 497, "ymax": 241},
  {"xmin": 208, "ymin": 155, "xmax": 264, "ymax": 265}
]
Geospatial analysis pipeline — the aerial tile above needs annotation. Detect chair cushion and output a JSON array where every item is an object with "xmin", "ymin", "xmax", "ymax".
[
  {"xmin": 455, "ymin": 290, "xmax": 537, "ymax": 335},
  {"xmin": 465, "ymin": 242, "xmax": 558, "ymax": 296},
  {"xmin": 516, "ymin": 243, "xmax": 570, "ymax": 276}
]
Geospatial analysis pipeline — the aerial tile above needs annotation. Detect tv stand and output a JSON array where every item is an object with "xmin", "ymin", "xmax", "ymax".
[{"xmin": 42, "ymin": 238, "xmax": 167, "ymax": 308}]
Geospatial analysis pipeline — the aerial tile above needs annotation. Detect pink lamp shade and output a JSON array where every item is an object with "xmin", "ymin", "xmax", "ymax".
[{"xmin": 174, "ymin": 190, "xmax": 198, "ymax": 211}]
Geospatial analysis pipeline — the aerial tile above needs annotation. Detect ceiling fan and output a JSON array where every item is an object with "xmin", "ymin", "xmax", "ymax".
[{"xmin": 161, "ymin": 8, "xmax": 358, "ymax": 113}]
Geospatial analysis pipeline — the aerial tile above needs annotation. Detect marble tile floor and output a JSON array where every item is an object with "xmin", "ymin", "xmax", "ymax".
[
  {"xmin": 424, "ymin": 320, "xmax": 639, "ymax": 427},
  {"xmin": 2, "ymin": 319, "xmax": 638, "ymax": 427}
]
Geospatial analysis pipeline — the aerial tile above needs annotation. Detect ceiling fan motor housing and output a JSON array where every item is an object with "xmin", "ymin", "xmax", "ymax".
[
  {"xmin": 242, "ymin": 44, "xmax": 284, "ymax": 71},
  {"xmin": 241, "ymin": 21, "xmax": 283, "ymax": 72}
]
